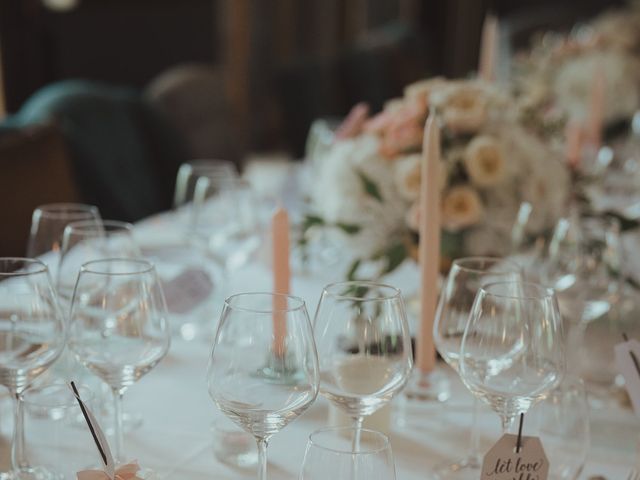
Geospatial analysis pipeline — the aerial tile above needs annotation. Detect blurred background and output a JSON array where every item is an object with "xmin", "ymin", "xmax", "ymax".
[{"xmin": 0, "ymin": 0, "xmax": 625, "ymax": 253}]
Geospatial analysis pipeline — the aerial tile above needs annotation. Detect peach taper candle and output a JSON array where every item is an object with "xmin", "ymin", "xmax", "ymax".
[
  {"xmin": 416, "ymin": 115, "xmax": 440, "ymax": 374},
  {"xmin": 479, "ymin": 14, "xmax": 499, "ymax": 83},
  {"xmin": 272, "ymin": 207, "xmax": 290, "ymax": 358}
]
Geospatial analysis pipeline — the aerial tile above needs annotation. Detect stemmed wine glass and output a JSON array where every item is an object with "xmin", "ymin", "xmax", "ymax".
[
  {"xmin": 0, "ymin": 258, "xmax": 66, "ymax": 480},
  {"xmin": 300, "ymin": 427, "xmax": 396, "ymax": 480},
  {"xmin": 27, "ymin": 203, "xmax": 101, "ymax": 263},
  {"xmin": 68, "ymin": 259, "xmax": 171, "ymax": 462},
  {"xmin": 207, "ymin": 293, "xmax": 319, "ymax": 480},
  {"xmin": 433, "ymin": 257, "xmax": 521, "ymax": 478},
  {"xmin": 312, "ymin": 281, "xmax": 413, "ymax": 434},
  {"xmin": 459, "ymin": 281, "xmax": 565, "ymax": 435},
  {"xmin": 57, "ymin": 220, "xmax": 139, "ymax": 307},
  {"xmin": 173, "ymin": 160, "xmax": 238, "ymax": 209}
]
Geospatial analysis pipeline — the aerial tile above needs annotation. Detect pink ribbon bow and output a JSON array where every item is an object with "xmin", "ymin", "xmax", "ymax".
[{"xmin": 77, "ymin": 462, "xmax": 141, "ymax": 480}]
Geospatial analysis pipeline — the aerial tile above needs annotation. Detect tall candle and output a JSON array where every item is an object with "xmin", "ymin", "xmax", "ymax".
[
  {"xmin": 587, "ymin": 65, "xmax": 606, "ymax": 149},
  {"xmin": 416, "ymin": 115, "xmax": 440, "ymax": 373},
  {"xmin": 479, "ymin": 14, "xmax": 498, "ymax": 83},
  {"xmin": 272, "ymin": 207, "xmax": 290, "ymax": 358}
]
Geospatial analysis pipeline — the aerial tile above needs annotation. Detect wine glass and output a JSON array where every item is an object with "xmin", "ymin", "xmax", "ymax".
[
  {"xmin": 192, "ymin": 177, "xmax": 263, "ymax": 271},
  {"xmin": 312, "ymin": 281, "xmax": 413, "ymax": 434},
  {"xmin": 173, "ymin": 160, "xmax": 238, "ymax": 209},
  {"xmin": 207, "ymin": 292, "xmax": 319, "ymax": 480},
  {"xmin": 0, "ymin": 258, "xmax": 66, "ymax": 480},
  {"xmin": 433, "ymin": 257, "xmax": 521, "ymax": 478},
  {"xmin": 459, "ymin": 281, "xmax": 565, "ymax": 434},
  {"xmin": 300, "ymin": 427, "xmax": 396, "ymax": 480},
  {"xmin": 57, "ymin": 220, "xmax": 140, "ymax": 307},
  {"xmin": 26, "ymin": 203, "xmax": 101, "ymax": 263},
  {"xmin": 527, "ymin": 376, "xmax": 590, "ymax": 480},
  {"xmin": 68, "ymin": 258, "xmax": 171, "ymax": 462}
]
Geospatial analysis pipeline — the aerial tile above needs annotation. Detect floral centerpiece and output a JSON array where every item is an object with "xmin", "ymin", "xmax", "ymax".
[
  {"xmin": 513, "ymin": 3, "xmax": 640, "ymax": 140},
  {"xmin": 306, "ymin": 78, "xmax": 570, "ymax": 278}
]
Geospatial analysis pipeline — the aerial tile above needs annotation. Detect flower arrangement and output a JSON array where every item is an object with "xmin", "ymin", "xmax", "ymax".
[
  {"xmin": 513, "ymin": 3, "xmax": 640, "ymax": 140},
  {"xmin": 306, "ymin": 78, "xmax": 570, "ymax": 278}
]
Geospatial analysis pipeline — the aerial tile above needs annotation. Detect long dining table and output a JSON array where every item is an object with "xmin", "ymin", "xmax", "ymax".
[{"xmin": 1, "ymin": 198, "xmax": 639, "ymax": 480}]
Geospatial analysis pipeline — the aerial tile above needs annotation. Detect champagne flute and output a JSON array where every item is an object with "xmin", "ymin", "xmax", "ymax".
[
  {"xmin": 0, "ymin": 258, "xmax": 66, "ymax": 480},
  {"xmin": 312, "ymin": 281, "xmax": 413, "ymax": 435},
  {"xmin": 207, "ymin": 293, "xmax": 319, "ymax": 480},
  {"xmin": 459, "ymin": 281, "xmax": 565, "ymax": 434},
  {"xmin": 433, "ymin": 257, "xmax": 521, "ymax": 478},
  {"xmin": 300, "ymin": 427, "xmax": 396, "ymax": 480},
  {"xmin": 26, "ymin": 203, "xmax": 101, "ymax": 263},
  {"xmin": 68, "ymin": 259, "xmax": 170, "ymax": 462}
]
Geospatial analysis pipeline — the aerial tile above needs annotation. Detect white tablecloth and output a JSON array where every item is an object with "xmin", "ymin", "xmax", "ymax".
[{"xmin": 2, "ymin": 207, "xmax": 638, "ymax": 479}]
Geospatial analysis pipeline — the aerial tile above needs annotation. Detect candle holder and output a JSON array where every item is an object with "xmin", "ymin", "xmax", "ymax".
[
  {"xmin": 403, "ymin": 367, "xmax": 451, "ymax": 402},
  {"xmin": 257, "ymin": 349, "xmax": 303, "ymax": 385}
]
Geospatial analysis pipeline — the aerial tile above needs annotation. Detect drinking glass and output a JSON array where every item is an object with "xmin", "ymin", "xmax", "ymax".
[
  {"xmin": 459, "ymin": 281, "xmax": 565, "ymax": 434},
  {"xmin": 433, "ymin": 257, "xmax": 521, "ymax": 478},
  {"xmin": 300, "ymin": 427, "xmax": 396, "ymax": 480},
  {"xmin": 57, "ymin": 220, "xmax": 139, "ymax": 307},
  {"xmin": 22, "ymin": 382, "xmax": 95, "ymax": 480},
  {"xmin": 527, "ymin": 376, "xmax": 590, "ymax": 480},
  {"xmin": 26, "ymin": 204, "xmax": 101, "ymax": 263},
  {"xmin": 0, "ymin": 258, "xmax": 66, "ymax": 480},
  {"xmin": 313, "ymin": 281, "xmax": 413, "ymax": 434},
  {"xmin": 192, "ymin": 177, "xmax": 262, "ymax": 271},
  {"xmin": 207, "ymin": 292, "xmax": 319, "ymax": 480},
  {"xmin": 173, "ymin": 160, "xmax": 238, "ymax": 208},
  {"xmin": 68, "ymin": 259, "xmax": 171, "ymax": 462}
]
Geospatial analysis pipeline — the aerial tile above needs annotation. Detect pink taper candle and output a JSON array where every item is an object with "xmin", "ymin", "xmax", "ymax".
[
  {"xmin": 416, "ymin": 115, "xmax": 440, "ymax": 374},
  {"xmin": 587, "ymin": 65, "xmax": 606, "ymax": 149},
  {"xmin": 272, "ymin": 207, "xmax": 290, "ymax": 358},
  {"xmin": 479, "ymin": 14, "xmax": 499, "ymax": 83}
]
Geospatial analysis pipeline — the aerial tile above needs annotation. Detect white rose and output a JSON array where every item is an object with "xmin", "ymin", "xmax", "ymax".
[
  {"xmin": 403, "ymin": 77, "xmax": 446, "ymax": 104},
  {"xmin": 441, "ymin": 185, "xmax": 484, "ymax": 232},
  {"xmin": 464, "ymin": 135, "xmax": 507, "ymax": 187}
]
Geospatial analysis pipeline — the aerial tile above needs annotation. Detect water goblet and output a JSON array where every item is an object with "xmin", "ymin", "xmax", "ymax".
[
  {"xmin": 0, "ymin": 258, "xmax": 66, "ymax": 480},
  {"xmin": 68, "ymin": 259, "xmax": 170, "ymax": 462},
  {"xmin": 433, "ymin": 257, "xmax": 521, "ymax": 478},
  {"xmin": 300, "ymin": 427, "xmax": 396, "ymax": 480},
  {"xmin": 207, "ymin": 292, "xmax": 319, "ymax": 480},
  {"xmin": 312, "ymin": 281, "xmax": 413, "ymax": 435},
  {"xmin": 459, "ymin": 281, "xmax": 565, "ymax": 435}
]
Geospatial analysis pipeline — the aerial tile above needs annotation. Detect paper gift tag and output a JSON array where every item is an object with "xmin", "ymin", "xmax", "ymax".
[
  {"xmin": 614, "ymin": 339, "xmax": 640, "ymax": 415},
  {"xmin": 161, "ymin": 268, "xmax": 214, "ymax": 314},
  {"xmin": 481, "ymin": 434, "xmax": 549, "ymax": 480}
]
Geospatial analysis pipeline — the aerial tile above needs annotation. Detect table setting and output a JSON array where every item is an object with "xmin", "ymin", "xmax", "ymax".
[{"xmin": 3, "ymin": 5, "xmax": 640, "ymax": 480}]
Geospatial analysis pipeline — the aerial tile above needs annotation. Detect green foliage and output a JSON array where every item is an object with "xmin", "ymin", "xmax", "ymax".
[{"xmin": 356, "ymin": 170, "xmax": 384, "ymax": 202}]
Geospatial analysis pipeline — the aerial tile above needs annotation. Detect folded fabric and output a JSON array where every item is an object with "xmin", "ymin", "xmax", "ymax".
[{"xmin": 77, "ymin": 461, "xmax": 141, "ymax": 480}]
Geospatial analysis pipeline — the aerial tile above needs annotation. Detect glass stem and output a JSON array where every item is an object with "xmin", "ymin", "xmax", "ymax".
[
  {"xmin": 469, "ymin": 397, "xmax": 481, "ymax": 465},
  {"xmin": 11, "ymin": 391, "xmax": 28, "ymax": 472},
  {"xmin": 501, "ymin": 414, "xmax": 516, "ymax": 435},
  {"xmin": 112, "ymin": 388, "xmax": 124, "ymax": 463},
  {"xmin": 350, "ymin": 416, "xmax": 364, "ymax": 480},
  {"xmin": 257, "ymin": 438, "xmax": 269, "ymax": 480}
]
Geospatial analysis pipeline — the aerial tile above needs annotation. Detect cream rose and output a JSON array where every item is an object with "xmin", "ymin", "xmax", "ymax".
[
  {"xmin": 441, "ymin": 185, "xmax": 483, "ymax": 232},
  {"xmin": 464, "ymin": 135, "xmax": 506, "ymax": 187},
  {"xmin": 431, "ymin": 83, "xmax": 488, "ymax": 134},
  {"xmin": 394, "ymin": 154, "xmax": 422, "ymax": 200}
]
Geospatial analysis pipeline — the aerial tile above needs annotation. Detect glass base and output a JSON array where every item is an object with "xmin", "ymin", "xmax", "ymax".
[
  {"xmin": 433, "ymin": 455, "xmax": 482, "ymax": 480},
  {"xmin": 404, "ymin": 368, "xmax": 451, "ymax": 402}
]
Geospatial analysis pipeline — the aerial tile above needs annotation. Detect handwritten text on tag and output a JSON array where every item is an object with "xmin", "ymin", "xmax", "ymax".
[{"xmin": 482, "ymin": 433, "xmax": 548, "ymax": 480}]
